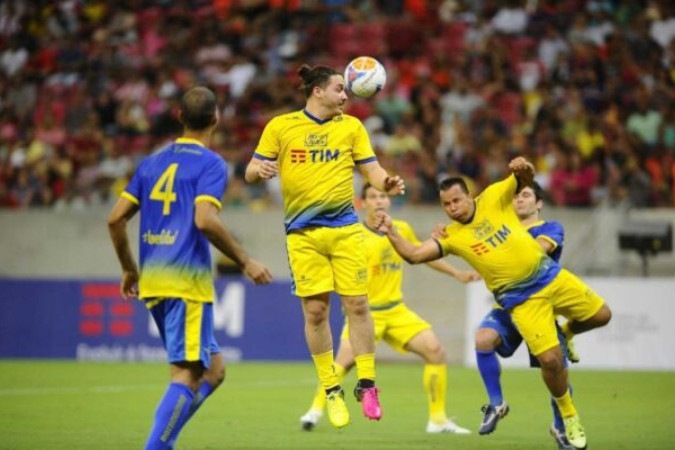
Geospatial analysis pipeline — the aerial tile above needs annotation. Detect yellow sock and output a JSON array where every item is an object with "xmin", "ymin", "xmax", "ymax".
[
  {"xmin": 553, "ymin": 389, "xmax": 577, "ymax": 418},
  {"xmin": 354, "ymin": 353, "xmax": 376, "ymax": 381},
  {"xmin": 312, "ymin": 351, "xmax": 339, "ymax": 390},
  {"xmin": 309, "ymin": 363, "xmax": 346, "ymax": 411},
  {"xmin": 561, "ymin": 322, "xmax": 574, "ymax": 341},
  {"xmin": 424, "ymin": 364, "xmax": 448, "ymax": 424}
]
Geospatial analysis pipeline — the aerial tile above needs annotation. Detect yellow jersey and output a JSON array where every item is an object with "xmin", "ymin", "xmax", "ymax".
[
  {"xmin": 253, "ymin": 110, "xmax": 376, "ymax": 233},
  {"xmin": 436, "ymin": 175, "xmax": 560, "ymax": 309},
  {"xmin": 363, "ymin": 220, "xmax": 419, "ymax": 308}
]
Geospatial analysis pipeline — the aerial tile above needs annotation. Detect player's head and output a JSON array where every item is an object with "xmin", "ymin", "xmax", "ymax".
[
  {"xmin": 361, "ymin": 182, "xmax": 390, "ymax": 218},
  {"xmin": 298, "ymin": 64, "xmax": 347, "ymax": 116},
  {"xmin": 438, "ymin": 177, "xmax": 475, "ymax": 224},
  {"xmin": 514, "ymin": 181, "xmax": 544, "ymax": 221},
  {"xmin": 178, "ymin": 86, "xmax": 218, "ymax": 131}
]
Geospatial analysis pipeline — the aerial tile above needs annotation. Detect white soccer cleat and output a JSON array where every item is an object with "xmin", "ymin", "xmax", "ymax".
[
  {"xmin": 300, "ymin": 409, "xmax": 322, "ymax": 431},
  {"xmin": 426, "ymin": 419, "xmax": 471, "ymax": 434}
]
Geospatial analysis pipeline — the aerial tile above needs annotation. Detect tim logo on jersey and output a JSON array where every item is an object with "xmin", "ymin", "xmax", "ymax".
[
  {"xmin": 470, "ymin": 219, "xmax": 511, "ymax": 255},
  {"xmin": 290, "ymin": 134, "xmax": 340, "ymax": 163}
]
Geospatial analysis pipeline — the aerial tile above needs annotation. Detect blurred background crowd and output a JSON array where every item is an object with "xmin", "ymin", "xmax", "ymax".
[{"xmin": 1, "ymin": 0, "xmax": 674, "ymax": 211}]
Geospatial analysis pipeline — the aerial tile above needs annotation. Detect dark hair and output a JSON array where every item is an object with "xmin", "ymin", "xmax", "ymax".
[
  {"xmin": 179, "ymin": 86, "xmax": 217, "ymax": 131},
  {"xmin": 298, "ymin": 64, "xmax": 340, "ymax": 98},
  {"xmin": 361, "ymin": 182, "xmax": 375, "ymax": 199},
  {"xmin": 517, "ymin": 181, "xmax": 544, "ymax": 202},
  {"xmin": 439, "ymin": 177, "xmax": 469, "ymax": 194}
]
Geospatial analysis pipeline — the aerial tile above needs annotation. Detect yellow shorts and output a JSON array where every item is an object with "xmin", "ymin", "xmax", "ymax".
[
  {"xmin": 510, "ymin": 269, "xmax": 605, "ymax": 356},
  {"xmin": 340, "ymin": 303, "xmax": 431, "ymax": 354},
  {"xmin": 287, "ymin": 223, "xmax": 367, "ymax": 298}
]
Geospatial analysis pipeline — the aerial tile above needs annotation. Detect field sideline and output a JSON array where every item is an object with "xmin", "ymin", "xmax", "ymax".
[{"xmin": 0, "ymin": 361, "xmax": 673, "ymax": 449}]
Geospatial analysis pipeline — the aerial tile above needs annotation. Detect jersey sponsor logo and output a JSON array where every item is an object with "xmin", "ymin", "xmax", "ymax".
[
  {"xmin": 470, "ymin": 224, "xmax": 512, "ymax": 255},
  {"xmin": 289, "ymin": 149, "xmax": 340, "ymax": 163},
  {"xmin": 142, "ymin": 229, "xmax": 179, "ymax": 245},
  {"xmin": 290, "ymin": 149, "xmax": 307, "ymax": 163},
  {"xmin": 304, "ymin": 133, "xmax": 328, "ymax": 146},
  {"xmin": 473, "ymin": 219, "xmax": 495, "ymax": 239}
]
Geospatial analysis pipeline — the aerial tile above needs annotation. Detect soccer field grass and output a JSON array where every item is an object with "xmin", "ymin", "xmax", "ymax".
[{"xmin": 0, "ymin": 361, "xmax": 673, "ymax": 449}]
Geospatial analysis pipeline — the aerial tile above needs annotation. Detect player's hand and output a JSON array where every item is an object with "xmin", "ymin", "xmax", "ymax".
[
  {"xmin": 257, "ymin": 161, "xmax": 279, "ymax": 180},
  {"xmin": 384, "ymin": 175, "xmax": 405, "ymax": 196},
  {"xmin": 430, "ymin": 223, "xmax": 448, "ymax": 240},
  {"xmin": 243, "ymin": 259, "xmax": 273, "ymax": 285},
  {"xmin": 375, "ymin": 211, "xmax": 393, "ymax": 233},
  {"xmin": 508, "ymin": 157, "xmax": 534, "ymax": 175},
  {"xmin": 120, "ymin": 270, "xmax": 139, "ymax": 299},
  {"xmin": 455, "ymin": 270, "xmax": 482, "ymax": 284}
]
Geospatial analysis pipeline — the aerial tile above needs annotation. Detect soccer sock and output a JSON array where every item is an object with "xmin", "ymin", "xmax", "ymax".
[
  {"xmin": 310, "ymin": 363, "xmax": 346, "ymax": 411},
  {"xmin": 476, "ymin": 350, "xmax": 503, "ymax": 405},
  {"xmin": 312, "ymin": 350, "xmax": 340, "ymax": 390},
  {"xmin": 354, "ymin": 353, "xmax": 376, "ymax": 383},
  {"xmin": 561, "ymin": 322, "xmax": 574, "ymax": 341},
  {"xmin": 145, "ymin": 382, "xmax": 194, "ymax": 450},
  {"xmin": 553, "ymin": 388, "xmax": 577, "ymax": 419},
  {"xmin": 551, "ymin": 385, "xmax": 573, "ymax": 430},
  {"xmin": 184, "ymin": 380, "xmax": 214, "ymax": 422},
  {"xmin": 423, "ymin": 363, "xmax": 448, "ymax": 424}
]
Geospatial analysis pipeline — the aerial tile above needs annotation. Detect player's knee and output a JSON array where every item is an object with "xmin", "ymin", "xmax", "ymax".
[
  {"xmin": 304, "ymin": 303, "xmax": 329, "ymax": 326},
  {"xmin": 342, "ymin": 296, "xmax": 369, "ymax": 317},
  {"xmin": 475, "ymin": 327, "xmax": 500, "ymax": 352},
  {"xmin": 426, "ymin": 343, "xmax": 446, "ymax": 364},
  {"xmin": 595, "ymin": 304, "xmax": 612, "ymax": 326},
  {"xmin": 537, "ymin": 348, "xmax": 565, "ymax": 373}
]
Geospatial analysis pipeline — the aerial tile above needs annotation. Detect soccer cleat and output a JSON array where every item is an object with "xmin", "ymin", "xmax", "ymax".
[
  {"xmin": 566, "ymin": 337, "xmax": 581, "ymax": 363},
  {"xmin": 478, "ymin": 402, "xmax": 509, "ymax": 435},
  {"xmin": 325, "ymin": 389, "xmax": 350, "ymax": 429},
  {"xmin": 299, "ymin": 409, "xmax": 322, "ymax": 431},
  {"xmin": 563, "ymin": 415, "xmax": 587, "ymax": 449},
  {"xmin": 550, "ymin": 424, "xmax": 575, "ymax": 450},
  {"xmin": 426, "ymin": 419, "xmax": 471, "ymax": 434},
  {"xmin": 354, "ymin": 384, "xmax": 382, "ymax": 420}
]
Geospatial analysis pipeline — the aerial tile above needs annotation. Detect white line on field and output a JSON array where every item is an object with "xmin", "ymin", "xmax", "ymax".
[{"xmin": 0, "ymin": 378, "xmax": 317, "ymax": 396}]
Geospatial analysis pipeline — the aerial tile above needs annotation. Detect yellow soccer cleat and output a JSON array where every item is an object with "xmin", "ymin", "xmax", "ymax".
[
  {"xmin": 326, "ymin": 388, "xmax": 350, "ymax": 429},
  {"xmin": 563, "ymin": 415, "xmax": 587, "ymax": 449}
]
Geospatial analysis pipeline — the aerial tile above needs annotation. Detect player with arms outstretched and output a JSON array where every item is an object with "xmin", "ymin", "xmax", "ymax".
[{"xmin": 376, "ymin": 157, "xmax": 611, "ymax": 450}]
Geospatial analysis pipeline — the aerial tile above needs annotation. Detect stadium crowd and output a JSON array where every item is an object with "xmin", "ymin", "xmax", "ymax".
[{"xmin": 1, "ymin": 0, "xmax": 674, "ymax": 210}]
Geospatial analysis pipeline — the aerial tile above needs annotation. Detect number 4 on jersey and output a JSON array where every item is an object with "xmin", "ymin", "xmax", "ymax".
[{"xmin": 150, "ymin": 163, "xmax": 178, "ymax": 215}]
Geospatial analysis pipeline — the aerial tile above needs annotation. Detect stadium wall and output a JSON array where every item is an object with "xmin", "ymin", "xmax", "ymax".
[{"xmin": 1, "ymin": 206, "xmax": 674, "ymax": 365}]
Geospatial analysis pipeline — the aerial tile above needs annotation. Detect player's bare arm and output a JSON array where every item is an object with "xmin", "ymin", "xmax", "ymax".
[
  {"xmin": 508, "ymin": 156, "xmax": 535, "ymax": 187},
  {"xmin": 426, "ymin": 258, "xmax": 481, "ymax": 283},
  {"xmin": 358, "ymin": 161, "xmax": 405, "ymax": 196},
  {"xmin": 245, "ymin": 158, "xmax": 279, "ymax": 183},
  {"xmin": 194, "ymin": 201, "xmax": 273, "ymax": 285},
  {"xmin": 376, "ymin": 212, "xmax": 442, "ymax": 264},
  {"xmin": 107, "ymin": 197, "xmax": 140, "ymax": 298}
]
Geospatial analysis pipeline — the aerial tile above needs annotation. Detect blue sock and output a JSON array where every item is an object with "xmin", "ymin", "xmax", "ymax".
[
  {"xmin": 476, "ymin": 350, "xmax": 503, "ymax": 405},
  {"xmin": 185, "ymin": 380, "xmax": 214, "ymax": 422},
  {"xmin": 145, "ymin": 383, "xmax": 194, "ymax": 450},
  {"xmin": 551, "ymin": 385, "xmax": 573, "ymax": 431}
]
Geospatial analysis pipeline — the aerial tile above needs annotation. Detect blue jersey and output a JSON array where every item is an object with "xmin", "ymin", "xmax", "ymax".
[
  {"xmin": 526, "ymin": 220, "xmax": 564, "ymax": 263},
  {"xmin": 122, "ymin": 138, "xmax": 227, "ymax": 302}
]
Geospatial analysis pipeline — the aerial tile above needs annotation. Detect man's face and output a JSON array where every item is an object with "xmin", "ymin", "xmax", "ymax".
[
  {"xmin": 513, "ymin": 187, "xmax": 541, "ymax": 220},
  {"xmin": 317, "ymin": 74, "xmax": 348, "ymax": 115},
  {"xmin": 363, "ymin": 186, "xmax": 391, "ymax": 218},
  {"xmin": 439, "ymin": 185, "xmax": 474, "ymax": 223}
]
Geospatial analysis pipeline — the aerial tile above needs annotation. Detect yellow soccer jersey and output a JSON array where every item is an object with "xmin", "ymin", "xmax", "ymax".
[
  {"xmin": 363, "ymin": 220, "xmax": 419, "ymax": 307},
  {"xmin": 253, "ymin": 110, "xmax": 376, "ymax": 233},
  {"xmin": 436, "ymin": 175, "xmax": 560, "ymax": 309}
]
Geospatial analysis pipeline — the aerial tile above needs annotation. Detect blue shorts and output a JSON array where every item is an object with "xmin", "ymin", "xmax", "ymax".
[
  {"xmin": 479, "ymin": 307, "xmax": 568, "ymax": 368},
  {"xmin": 148, "ymin": 298, "xmax": 220, "ymax": 368}
]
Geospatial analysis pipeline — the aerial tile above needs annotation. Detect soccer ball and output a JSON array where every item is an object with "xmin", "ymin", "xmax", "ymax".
[{"xmin": 344, "ymin": 56, "xmax": 387, "ymax": 98}]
